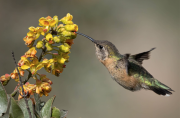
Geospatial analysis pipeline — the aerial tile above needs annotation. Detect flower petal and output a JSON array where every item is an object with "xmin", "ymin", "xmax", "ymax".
[{"xmin": 21, "ymin": 65, "xmax": 30, "ymax": 70}]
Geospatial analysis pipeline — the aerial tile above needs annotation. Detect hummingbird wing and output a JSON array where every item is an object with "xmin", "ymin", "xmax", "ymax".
[
  {"xmin": 130, "ymin": 48, "xmax": 155, "ymax": 65},
  {"xmin": 128, "ymin": 60, "xmax": 174, "ymax": 95},
  {"xmin": 117, "ymin": 54, "xmax": 130, "ymax": 75}
]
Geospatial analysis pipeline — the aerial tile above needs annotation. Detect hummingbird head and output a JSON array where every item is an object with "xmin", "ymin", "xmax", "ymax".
[
  {"xmin": 76, "ymin": 32, "xmax": 120, "ymax": 62},
  {"xmin": 94, "ymin": 40, "xmax": 120, "ymax": 61}
]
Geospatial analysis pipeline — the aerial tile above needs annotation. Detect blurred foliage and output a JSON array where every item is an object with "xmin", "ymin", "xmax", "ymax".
[{"xmin": 0, "ymin": 81, "xmax": 67, "ymax": 118}]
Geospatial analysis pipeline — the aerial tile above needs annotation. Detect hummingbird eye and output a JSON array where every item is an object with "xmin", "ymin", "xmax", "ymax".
[{"xmin": 97, "ymin": 44, "xmax": 103, "ymax": 49}]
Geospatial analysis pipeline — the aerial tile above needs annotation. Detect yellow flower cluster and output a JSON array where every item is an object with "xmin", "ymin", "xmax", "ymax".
[
  {"xmin": 18, "ymin": 76, "xmax": 53, "ymax": 99},
  {"xmin": 35, "ymin": 79, "xmax": 52, "ymax": 97},
  {"xmin": 0, "ymin": 13, "xmax": 78, "ymax": 98},
  {"xmin": 21, "ymin": 13, "xmax": 77, "ymax": 77},
  {"xmin": 18, "ymin": 82, "xmax": 36, "ymax": 100}
]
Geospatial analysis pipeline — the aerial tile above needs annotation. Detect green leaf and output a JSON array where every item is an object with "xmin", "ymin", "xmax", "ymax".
[
  {"xmin": 34, "ymin": 112, "xmax": 41, "ymax": 118},
  {"xmin": 9, "ymin": 114, "xmax": 13, "ymax": 118},
  {"xmin": 60, "ymin": 110, "xmax": 68, "ymax": 118},
  {"xmin": 9, "ymin": 96, "xmax": 24, "ymax": 118},
  {"xmin": 51, "ymin": 107, "xmax": 60, "ymax": 118},
  {"xmin": 33, "ymin": 93, "xmax": 42, "ymax": 117},
  {"xmin": 4, "ymin": 95, "xmax": 11, "ymax": 116},
  {"xmin": 1, "ymin": 114, "xmax": 9, "ymax": 118},
  {"xmin": 18, "ymin": 98, "xmax": 35, "ymax": 118},
  {"xmin": 41, "ymin": 96, "xmax": 56, "ymax": 118},
  {"xmin": 0, "ymin": 82, "xmax": 9, "ymax": 116}
]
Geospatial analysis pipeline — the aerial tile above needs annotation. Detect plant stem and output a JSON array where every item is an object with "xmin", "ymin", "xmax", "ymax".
[
  {"xmin": 39, "ymin": 46, "xmax": 47, "ymax": 62},
  {"xmin": 44, "ymin": 52, "xmax": 54, "ymax": 56},
  {"xmin": 12, "ymin": 51, "xmax": 32, "ymax": 118},
  {"xmin": 11, "ymin": 85, "xmax": 19, "ymax": 97},
  {"xmin": 24, "ymin": 70, "xmax": 32, "ymax": 84},
  {"xmin": 11, "ymin": 70, "xmax": 32, "ymax": 97}
]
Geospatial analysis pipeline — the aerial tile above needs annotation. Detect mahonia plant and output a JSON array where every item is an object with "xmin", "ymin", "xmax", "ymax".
[{"xmin": 0, "ymin": 13, "xmax": 77, "ymax": 118}]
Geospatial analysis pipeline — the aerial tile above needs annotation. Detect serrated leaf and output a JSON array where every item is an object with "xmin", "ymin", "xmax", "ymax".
[
  {"xmin": 41, "ymin": 96, "xmax": 56, "ymax": 118},
  {"xmin": 10, "ymin": 96, "xmax": 24, "ymax": 118},
  {"xmin": 1, "ymin": 114, "xmax": 9, "ymax": 118},
  {"xmin": 33, "ymin": 93, "xmax": 41, "ymax": 117},
  {"xmin": 0, "ymin": 82, "xmax": 9, "ymax": 116},
  {"xmin": 60, "ymin": 110, "xmax": 68, "ymax": 118},
  {"xmin": 18, "ymin": 98, "xmax": 35, "ymax": 118},
  {"xmin": 51, "ymin": 107, "xmax": 60, "ymax": 118}
]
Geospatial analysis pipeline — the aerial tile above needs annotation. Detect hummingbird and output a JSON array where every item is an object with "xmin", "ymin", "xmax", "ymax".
[{"xmin": 76, "ymin": 32, "xmax": 174, "ymax": 96}]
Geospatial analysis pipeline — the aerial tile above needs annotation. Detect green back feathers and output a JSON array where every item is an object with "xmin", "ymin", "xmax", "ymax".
[{"xmin": 150, "ymin": 79, "xmax": 174, "ymax": 96}]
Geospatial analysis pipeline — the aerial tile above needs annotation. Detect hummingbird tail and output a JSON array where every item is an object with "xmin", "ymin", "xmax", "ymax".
[{"xmin": 150, "ymin": 80, "xmax": 174, "ymax": 96}]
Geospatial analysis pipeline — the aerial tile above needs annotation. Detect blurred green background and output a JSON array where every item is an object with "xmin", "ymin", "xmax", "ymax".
[{"xmin": 0, "ymin": 0, "xmax": 179, "ymax": 118}]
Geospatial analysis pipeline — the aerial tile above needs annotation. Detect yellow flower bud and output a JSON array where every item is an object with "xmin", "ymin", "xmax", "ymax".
[
  {"xmin": 54, "ymin": 36, "xmax": 60, "ymax": 43},
  {"xmin": 45, "ymin": 43, "xmax": 53, "ymax": 51},
  {"xmin": 41, "ymin": 31, "xmax": 45, "ymax": 36},
  {"xmin": 36, "ymin": 41, "xmax": 43, "ymax": 49},
  {"xmin": 39, "ymin": 17, "xmax": 49, "ymax": 26},
  {"xmin": 61, "ymin": 20, "xmax": 73, "ymax": 25},
  {"xmin": 45, "ymin": 33, "xmax": 53, "ymax": 41},
  {"xmin": 36, "ymin": 87, "xmax": 40, "ymax": 94},
  {"xmin": 49, "ymin": 20, "xmax": 56, "ymax": 27},
  {"xmin": 29, "ymin": 26, "xmax": 35, "ymax": 32},
  {"xmin": 45, "ymin": 86, "xmax": 50, "ymax": 91},
  {"xmin": 27, "ymin": 31, "xmax": 35, "ymax": 37},
  {"xmin": 30, "ymin": 66, "xmax": 36, "ymax": 75},
  {"xmin": 57, "ymin": 24, "xmax": 64, "ymax": 29},
  {"xmin": 44, "ymin": 26, "xmax": 50, "ymax": 32},
  {"xmin": 66, "ymin": 13, "xmax": 73, "ymax": 21},
  {"xmin": 62, "ymin": 31, "xmax": 77, "ymax": 39},
  {"xmin": 66, "ymin": 21, "xmax": 74, "ymax": 25},
  {"xmin": 62, "ymin": 30, "xmax": 71, "ymax": 37},
  {"xmin": 58, "ymin": 57, "xmax": 66, "ymax": 64},
  {"xmin": 53, "ymin": 15, "xmax": 58, "ymax": 23},
  {"xmin": 65, "ymin": 24, "xmax": 78, "ymax": 31},
  {"xmin": 35, "ymin": 33, "xmax": 40, "ymax": 40},
  {"xmin": 42, "ymin": 58, "xmax": 49, "ymax": 64},
  {"xmin": 35, "ymin": 27, "xmax": 43, "ymax": 33},
  {"xmin": 64, "ymin": 43, "xmax": 71, "ymax": 48},
  {"xmin": 59, "ymin": 45, "xmax": 69, "ymax": 53},
  {"xmin": 57, "ymin": 27, "xmax": 65, "ymax": 33},
  {"xmin": 0, "ymin": 74, "xmax": 11, "ymax": 86},
  {"xmin": 60, "ymin": 13, "xmax": 73, "ymax": 25},
  {"xmin": 25, "ymin": 47, "xmax": 37, "ymax": 58}
]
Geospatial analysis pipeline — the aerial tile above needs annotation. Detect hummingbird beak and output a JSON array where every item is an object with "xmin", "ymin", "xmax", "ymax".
[{"xmin": 76, "ymin": 32, "xmax": 96, "ymax": 43}]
